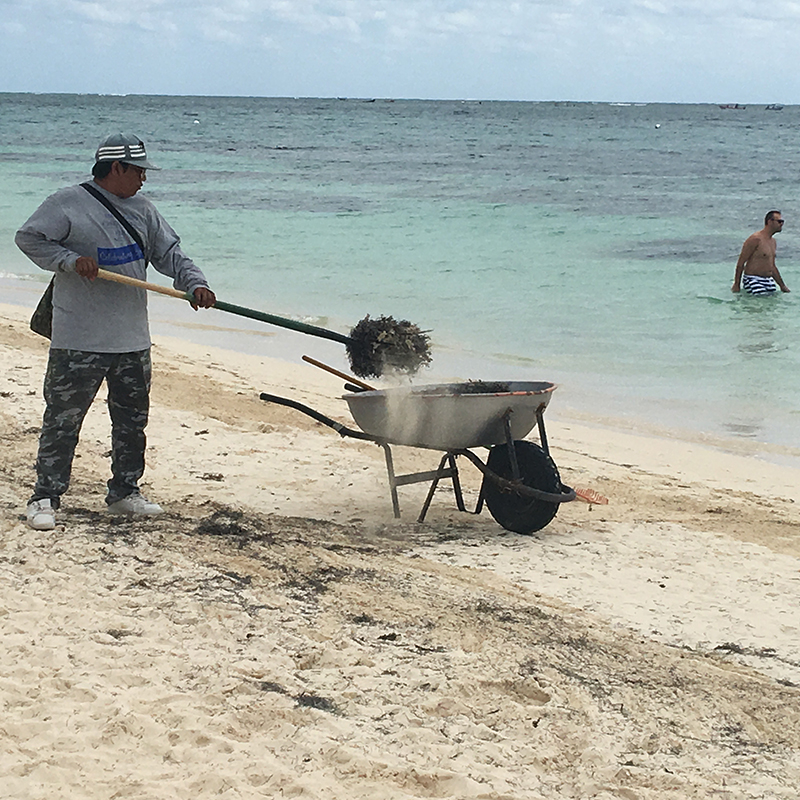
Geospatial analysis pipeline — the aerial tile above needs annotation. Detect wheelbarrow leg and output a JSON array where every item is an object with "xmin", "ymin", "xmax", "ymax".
[
  {"xmin": 536, "ymin": 403, "xmax": 549, "ymax": 454},
  {"xmin": 474, "ymin": 480, "xmax": 487, "ymax": 515},
  {"xmin": 382, "ymin": 448, "xmax": 464, "ymax": 522},
  {"xmin": 380, "ymin": 443, "xmax": 402, "ymax": 518},
  {"xmin": 449, "ymin": 455, "xmax": 466, "ymax": 513},
  {"xmin": 418, "ymin": 454, "xmax": 465, "ymax": 522},
  {"xmin": 502, "ymin": 411, "xmax": 521, "ymax": 480}
]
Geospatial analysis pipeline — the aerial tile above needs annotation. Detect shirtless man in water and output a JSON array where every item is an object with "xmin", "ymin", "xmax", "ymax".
[{"xmin": 732, "ymin": 210, "xmax": 790, "ymax": 295}]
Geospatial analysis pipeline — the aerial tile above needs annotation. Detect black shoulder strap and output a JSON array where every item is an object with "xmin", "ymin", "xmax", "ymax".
[{"xmin": 81, "ymin": 182, "xmax": 148, "ymax": 265}]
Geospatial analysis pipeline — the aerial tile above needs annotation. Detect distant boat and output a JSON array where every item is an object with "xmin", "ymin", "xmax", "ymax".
[
  {"xmin": 719, "ymin": 103, "xmax": 746, "ymax": 109},
  {"xmin": 765, "ymin": 104, "xmax": 784, "ymax": 111}
]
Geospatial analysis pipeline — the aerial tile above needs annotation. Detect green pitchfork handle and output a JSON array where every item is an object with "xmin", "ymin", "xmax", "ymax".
[{"xmin": 95, "ymin": 268, "xmax": 353, "ymax": 345}]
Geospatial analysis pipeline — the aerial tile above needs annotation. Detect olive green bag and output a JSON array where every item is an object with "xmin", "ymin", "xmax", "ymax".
[{"xmin": 30, "ymin": 278, "xmax": 55, "ymax": 339}]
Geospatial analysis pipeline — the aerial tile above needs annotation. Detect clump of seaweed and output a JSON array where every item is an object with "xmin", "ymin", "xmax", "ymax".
[
  {"xmin": 295, "ymin": 693, "xmax": 339, "ymax": 714},
  {"xmin": 458, "ymin": 381, "xmax": 511, "ymax": 395},
  {"xmin": 409, "ymin": 381, "xmax": 511, "ymax": 397},
  {"xmin": 346, "ymin": 315, "xmax": 432, "ymax": 378}
]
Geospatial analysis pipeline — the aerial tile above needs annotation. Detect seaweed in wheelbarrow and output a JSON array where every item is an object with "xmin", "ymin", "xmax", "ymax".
[
  {"xmin": 347, "ymin": 315, "xmax": 432, "ymax": 378},
  {"xmin": 411, "ymin": 381, "xmax": 511, "ymax": 396},
  {"xmin": 456, "ymin": 380, "xmax": 511, "ymax": 395}
]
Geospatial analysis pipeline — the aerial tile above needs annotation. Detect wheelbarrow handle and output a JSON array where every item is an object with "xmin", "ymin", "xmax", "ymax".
[{"xmin": 259, "ymin": 393, "xmax": 377, "ymax": 441}]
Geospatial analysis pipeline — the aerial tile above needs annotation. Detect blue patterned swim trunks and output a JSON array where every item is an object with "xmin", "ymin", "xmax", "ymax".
[{"xmin": 742, "ymin": 274, "xmax": 778, "ymax": 295}]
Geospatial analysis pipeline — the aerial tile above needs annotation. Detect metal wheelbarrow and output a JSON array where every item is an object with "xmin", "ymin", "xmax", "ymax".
[{"xmin": 260, "ymin": 380, "xmax": 575, "ymax": 534}]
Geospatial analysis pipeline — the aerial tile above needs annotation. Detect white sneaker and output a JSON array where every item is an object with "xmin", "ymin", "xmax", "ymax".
[
  {"xmin": 27, "ymin": 499, "xmax": 56, "ymax": 530},
  {"xmin": 107, "ymin": 493, "xmax": 164, "ymax": 517}
]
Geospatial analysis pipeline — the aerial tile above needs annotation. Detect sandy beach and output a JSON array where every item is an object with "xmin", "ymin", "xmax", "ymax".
[{"xmin": 2, "ymin": 299, "xmax": 800, "ymax": 799}]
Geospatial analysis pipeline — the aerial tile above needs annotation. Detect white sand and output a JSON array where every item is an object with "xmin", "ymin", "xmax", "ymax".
[{"xmin": 2, "ymin": 301, "xmax": 800, "ymax": 799}]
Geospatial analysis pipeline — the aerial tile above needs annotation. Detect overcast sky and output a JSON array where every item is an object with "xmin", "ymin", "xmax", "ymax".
[{"xmin": 1, "ymin": 0, "xmax": 797, "ymax": 103}]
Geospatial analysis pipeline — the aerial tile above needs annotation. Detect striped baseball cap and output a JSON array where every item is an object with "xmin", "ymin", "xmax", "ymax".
[{"xmin": 94, "ymin": 133, "xmax": 160, "ymax": 170}]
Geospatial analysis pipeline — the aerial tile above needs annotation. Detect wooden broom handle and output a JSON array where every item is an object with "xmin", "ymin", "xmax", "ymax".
[{"xmin": 96, "ymin": 268, "xmax": 193, "ymax": 300}]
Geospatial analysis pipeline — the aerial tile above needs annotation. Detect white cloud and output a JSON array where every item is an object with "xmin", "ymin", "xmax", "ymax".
[
  {"xmin": 4, "ymin": 0, "xmax": 791, "ymax": 50},
  {"xmin": 65, "ymin": 0, "xmax": 176, "ymax": 30},
  {"xmin": 2, "ymin": 0, "xmax": 800, "ymax": 100},
  {"xmin": 1, "ymin": 20, "xmax": 26, "ymax": 35}
]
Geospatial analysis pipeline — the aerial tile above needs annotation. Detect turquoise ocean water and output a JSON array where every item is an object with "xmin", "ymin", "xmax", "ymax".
[{"xmin": 2, "ymin": 94, "xmax": 799, "ymax": 454}]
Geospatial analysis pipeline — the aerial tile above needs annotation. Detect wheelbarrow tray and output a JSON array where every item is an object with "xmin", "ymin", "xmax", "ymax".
[
  {"xmin": 343, "ymin": 381, "xmax": 556, "ymax": 451},
  {"xmin": 259, "ymin": 381, "xmax": 574, "ymax": 533}
]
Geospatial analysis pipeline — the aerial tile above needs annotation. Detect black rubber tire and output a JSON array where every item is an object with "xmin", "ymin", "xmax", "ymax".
[{"xmin": 484, "ymin": 441, "xmax": 563, "ymax": 534}]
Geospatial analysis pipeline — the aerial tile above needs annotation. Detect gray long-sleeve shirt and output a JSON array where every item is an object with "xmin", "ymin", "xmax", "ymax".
[{"xmin": 16, "ymin": 182, "xmax": 211, "ymax": 353}]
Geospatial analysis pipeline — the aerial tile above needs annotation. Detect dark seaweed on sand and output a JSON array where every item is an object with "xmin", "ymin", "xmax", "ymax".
[{"xmin": 346, "ymin": 315, "xmax": 432, "ymax": 378}]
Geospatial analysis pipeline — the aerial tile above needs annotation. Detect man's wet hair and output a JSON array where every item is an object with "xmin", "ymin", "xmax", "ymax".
[{"xmin": 766, "ymin": 210, "xmax": 782, "ymax": 225}]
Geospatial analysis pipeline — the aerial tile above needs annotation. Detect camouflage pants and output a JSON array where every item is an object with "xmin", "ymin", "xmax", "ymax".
[{"xmin": 30, "ymin": 348, "xmax": 152, "ymax": 508}]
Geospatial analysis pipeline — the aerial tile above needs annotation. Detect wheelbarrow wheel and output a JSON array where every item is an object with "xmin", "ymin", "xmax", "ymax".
[{"xmin": 484, "ymin": 441, "xmax": 563, "ymax": 534}]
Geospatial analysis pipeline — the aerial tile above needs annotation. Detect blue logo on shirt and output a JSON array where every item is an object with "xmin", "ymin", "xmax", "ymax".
[{"xmin": 97, "ymin": 243, "xmax": 144, "ymax": 266}]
